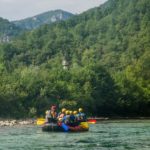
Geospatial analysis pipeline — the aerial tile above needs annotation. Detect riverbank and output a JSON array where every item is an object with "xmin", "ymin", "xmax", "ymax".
[
  {"xmin": 1, "ymin": 117, "xmax": 150, "ymax": 127},
  {"xmin": 0, "ymin": 119, "xmax": 35, "ymax": 127}
]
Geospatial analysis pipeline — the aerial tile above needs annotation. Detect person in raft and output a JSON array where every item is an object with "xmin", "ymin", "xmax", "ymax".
[
  {"xmin": 45, "ymin": 105, "xmax": 57, "ymax": 123},
  {"xmin": 61, "ymin": 110, "xmax": 79, "ymax": 126},
  {"xmin": 57, "ymin": 108, "xmax": 66, "ymax": 122},
  {"xmin": 67, "ymin": 110, "xmax": 78, "ymax": 126},
  {"xmin": 62, "ymin": 110, "xmax": 70, "ymax": 124},
  {"xmin": 77, "ymin": 108, "xmax": 87, "ymax": 122}
]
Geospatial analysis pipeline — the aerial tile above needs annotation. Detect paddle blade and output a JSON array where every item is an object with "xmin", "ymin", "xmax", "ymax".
[
  {"xmin": 79, "ymin": 122, "xmax": 89, "ymax": 129},
  {"xmin": 36, "ymin": 118, "xmax": 45, "ymax": 125},
  {"xmin": 61, "ymin": 123, "xmax": 69, "ymax": 131},
  {"xmin": 87, "ymin": 119, "xmax": 96, "ymax": 124}
]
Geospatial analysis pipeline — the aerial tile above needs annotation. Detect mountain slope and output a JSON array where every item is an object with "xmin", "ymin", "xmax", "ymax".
[
  {"xmin": 11, "ymin": 0, "xmax": 150, "ymax": 68},
  {"xmin": 13, "ymin": 10, "xmax": 74, "ymax": 30},
  {"xmin": 0, "ymin": 17, "xmax": 21, "ymax": 42},
  {"xmin": 0, "ymin": 0, "xmax": 150, "ymax": 117}
]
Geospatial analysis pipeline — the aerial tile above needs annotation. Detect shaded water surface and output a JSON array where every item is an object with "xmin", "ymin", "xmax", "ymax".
[{"xmin": 0, "ymin": 120, "xmax": 150, "ymax": 150}]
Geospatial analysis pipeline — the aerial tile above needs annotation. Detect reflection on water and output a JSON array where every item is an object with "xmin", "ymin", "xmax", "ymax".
[{"xmin": 0, "ymin": 120, "xmax": 150, "ymax": 150}]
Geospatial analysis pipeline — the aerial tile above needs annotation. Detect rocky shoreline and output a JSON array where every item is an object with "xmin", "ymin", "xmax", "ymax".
[
  {"xmin": 1, "ymin": 117, "xmax": 149, "ymax": 127},
  {"xmin": 0, "ymin": 119, "xmax": 35, "ymax": 127}
]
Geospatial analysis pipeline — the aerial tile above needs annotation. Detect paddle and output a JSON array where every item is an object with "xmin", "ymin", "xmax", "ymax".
[
  {"xmin": 79, "ymin": 122, "xmax": 89, "ymax": 129},
  {"xmin": 36, "ymin": 118, "xmax": 45, "ymax": 125},
  {"xmin": 61, "ymin": 123, "xmax": 69, "ymax": 131},
  {"xmin": 87, "ymin": 119, "xmax": 96, "ymax": 124}
]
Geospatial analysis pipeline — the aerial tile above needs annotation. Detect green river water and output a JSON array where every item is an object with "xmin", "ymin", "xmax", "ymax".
[{"xmin": 0, "ymin": 120, "xmax": 150, "ymax": 150}]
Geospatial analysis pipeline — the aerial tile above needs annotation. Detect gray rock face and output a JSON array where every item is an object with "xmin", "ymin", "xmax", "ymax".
[{"xmin": 13, "ymin": 10, "xmax": 74, "ymax": 30}]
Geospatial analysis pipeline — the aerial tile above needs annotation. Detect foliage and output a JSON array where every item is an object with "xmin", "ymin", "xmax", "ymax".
[
  {"xmin": 59, "ymin": 100, "xmax": 77, "ymax": 110},
  {"xmin": 0, "ymin": 0, "xmax": 149, "ymax": 117}
]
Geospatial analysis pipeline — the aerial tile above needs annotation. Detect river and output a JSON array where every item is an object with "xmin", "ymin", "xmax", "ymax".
[{"xmin": 0, "ymin": 120, "xmax": 150, "ymax": 150}]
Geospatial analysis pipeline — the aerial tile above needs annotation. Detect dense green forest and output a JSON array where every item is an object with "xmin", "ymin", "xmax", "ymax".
[{"xmin": 0, "ymin": 0, "xmax": 150, "ymax": 118}]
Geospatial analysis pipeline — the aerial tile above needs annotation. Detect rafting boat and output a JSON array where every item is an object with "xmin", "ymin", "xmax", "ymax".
[{"xmin": 42, "ymin": 122, "xmax": 89, "ymax": 132}]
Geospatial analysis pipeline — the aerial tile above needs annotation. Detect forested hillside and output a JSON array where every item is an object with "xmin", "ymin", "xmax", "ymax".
[
  {"xmin": 0, "ymin": 17, "xmax": 21, "ymax": 42},
  {"xmin": 0, "ymin": 0, "xmax": 150, "ymax": 118},
  {"xmin": 13, "ymin": 10, "xmax": 74, "ymax": 30}
]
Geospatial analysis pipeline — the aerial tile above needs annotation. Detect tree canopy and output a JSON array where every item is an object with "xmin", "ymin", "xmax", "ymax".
[{"xmin": 0, "ymin": 0, "xmax": 150, "ymax": 118}]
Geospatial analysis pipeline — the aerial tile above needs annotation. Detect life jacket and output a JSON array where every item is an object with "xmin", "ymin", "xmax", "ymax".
[
  {"xmin": 46, "ymin": 110, "xmax": 57, "ymax": 123},
  {"xmin": 46, "ymin": 110, "xmax": 57, "ymax": 119},
  {"xmin": 62, "ymin": 115, "xmax": 70, "ymax": 124},
  {"xmin": 69, "ymin": 115, "xmax": 76, "ymax": 123},
  {"xmin": 77, "ymin": 112, "xmax": 86, "ymax": 121}
]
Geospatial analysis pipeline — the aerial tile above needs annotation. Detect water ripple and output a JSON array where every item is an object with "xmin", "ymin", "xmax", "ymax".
[{"xmin": 0, "ymin": 120, "xmax": 150, "ymax": 150}]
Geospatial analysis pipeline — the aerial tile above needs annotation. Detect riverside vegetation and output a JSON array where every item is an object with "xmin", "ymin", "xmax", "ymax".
[{"xmin": 0, "ymin": 0, "xmax": 149, "ymax": 118}]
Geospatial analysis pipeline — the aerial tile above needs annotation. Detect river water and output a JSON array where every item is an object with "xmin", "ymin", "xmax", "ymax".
[{"xmin": 0, "ymin": 120, "xmax": 150, "ymax": 150}]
